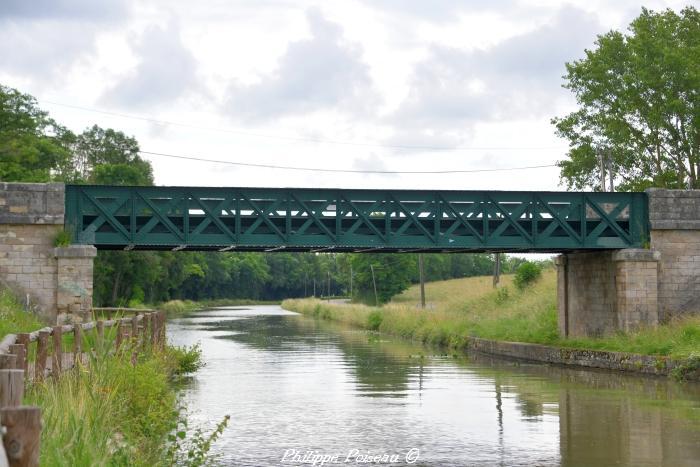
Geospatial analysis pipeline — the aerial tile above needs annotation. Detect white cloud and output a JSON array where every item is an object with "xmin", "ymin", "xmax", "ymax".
[{"xmin": 222, "ymin": 7, "xmax": 378, "ymax": 123}]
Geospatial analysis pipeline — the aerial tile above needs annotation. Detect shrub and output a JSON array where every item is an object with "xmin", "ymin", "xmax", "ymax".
[
  {"xmin": 513, "ymin": 262, "xmax": 542, "ymax": 290},
  {"xmin": 367, "ymin": 310, "xmax": 383, "ymax": 330},
  {"xmin": 53, "ymin": 229, "xmax": 72, "ymax": 247},
  {"xmin": 495, "ymin": 286, "xmax": 509, "ymax": 304},
  {"xmin": 167, "ymin": 343, "xmax": 205, "ymax": 375}
]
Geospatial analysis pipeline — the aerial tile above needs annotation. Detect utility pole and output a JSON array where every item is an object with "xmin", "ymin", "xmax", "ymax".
[
  {"xmin": 349, "ymin": 265, "xmax": 353, "ymax": 300},
  {"xmin": 599, "ymin": 148, "xmax": 607, "ymax": 192},
  {"xmin": 607, "ymin": 150, "xmax": 615, "ymax": 192},
  {"xmin": 313, "ymin": 279, "xmax": 316, "ymax": 297},
  {"xmin": 418, "ymin": 254, "xmax": 426, "ymax": 309},
  {"xmin": 327, "ymin": 271, "xmax": 331, "ymax": 300},
  {"xmin": 493, "ymin": 253, "xmax": 501, "ymax": 288},
  {"xmin": 370, "ymin": 264, "xmax": 379, "ymax": 306}
]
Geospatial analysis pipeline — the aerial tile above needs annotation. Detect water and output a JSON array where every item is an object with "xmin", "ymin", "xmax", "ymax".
[{"xmin": 168, "ymin": 306, "xmax": 700, "ymax": 466}]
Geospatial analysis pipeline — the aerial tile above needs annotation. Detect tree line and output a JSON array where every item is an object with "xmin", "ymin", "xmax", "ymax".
[{"xmin": 0, "ymin": 85, "xmax": 530, "ymax": 305}]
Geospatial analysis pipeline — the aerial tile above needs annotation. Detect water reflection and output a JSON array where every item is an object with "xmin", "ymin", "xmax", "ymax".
[{"xmin": 168, "ymin": 306, "xmax": 700, "ymax": 467}]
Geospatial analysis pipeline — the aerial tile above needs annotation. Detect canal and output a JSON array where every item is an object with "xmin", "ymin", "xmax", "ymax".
[{"xmin": 168, "ymin": 305, "xmax": 700, "ymax": 466}]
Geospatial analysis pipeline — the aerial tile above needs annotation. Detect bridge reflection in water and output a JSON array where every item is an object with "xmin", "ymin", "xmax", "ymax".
[{"xmin": 168, "ymin": 306, "xmax": 700, "ymax": 466}]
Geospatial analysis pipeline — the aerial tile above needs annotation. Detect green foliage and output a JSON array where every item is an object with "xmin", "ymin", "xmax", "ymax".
[
  {"xmin": 167, "ymin": 343, "xmax": 205, "ymax": 375},
  {"xmin": 513, "ymin": 262, "xmax": 542, "ymax": 290},
  {"xmin": 495, "ymin": 286, "xmax": 510, "ymax": 304},
  {"xmin": 53, "ymin": 229, "xmax": 72, "ymax": 247},
  {"xmin": 671, "ymin": 354, "xmax": 700, "ymax": 382},
  {"xmin": 553, "ymin": 7, "xmax": 700, "ymax": 191},
  {"xmin": 350, "ymin": 254, "xmax": 416, "ymax": 304},
  {"xmin": 166, "ymin": 412, "xmax": 230, "ymax": 467},
  {"xmin": 367, "ymin": 310, "xmax": 383, "ymax": 330}
]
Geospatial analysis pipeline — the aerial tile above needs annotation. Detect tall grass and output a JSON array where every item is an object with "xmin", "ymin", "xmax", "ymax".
[
  {"xmin": 0, "ymin": 287, "xmax": 45, "ymax": 338},
  {"xmin": 283, "ymin": 271, "xmax": 700, "ymax": 359}
]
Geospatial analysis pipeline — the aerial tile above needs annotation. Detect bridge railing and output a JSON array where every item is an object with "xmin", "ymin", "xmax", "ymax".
[{"xmin": 65, "ymin": 185, "xmax": 649, "ymax": 252}]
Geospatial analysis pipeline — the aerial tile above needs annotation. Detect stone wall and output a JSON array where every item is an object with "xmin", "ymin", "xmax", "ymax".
[
  {"xmin": 557, "ymin": 251, "xmax": 617, "ymax": 337},
  {"xmin": 0, "ymin": 183, "xmax": 96, "ymax": 323},
  {"xmin": 613, "ymin": 249, "xmax": 660, "ymax": 331},
  {"xmin": 647, "ymin": 189, "xmax": 700, "ymax": 321}
]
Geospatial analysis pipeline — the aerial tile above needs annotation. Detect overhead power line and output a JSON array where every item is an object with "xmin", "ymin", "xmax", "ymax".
[
  {"xmin": 139, "ymin": 150, "xmax": 557, "ymax": 174},
  {"xmin": 42, "ymin": 100, "xmax": 566, "ymax": 152}
]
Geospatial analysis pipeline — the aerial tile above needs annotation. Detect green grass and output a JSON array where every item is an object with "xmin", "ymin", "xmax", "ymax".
[
  {"xmin": 0, "ymin": 288, "xmax": 45, "ymax": 338},
  {"xmin": 282, "ymin": 271, "xmax": 700, "ymax": 359}
]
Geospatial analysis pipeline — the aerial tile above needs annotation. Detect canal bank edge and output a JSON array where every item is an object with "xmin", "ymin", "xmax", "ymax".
[
  {"xmin": 466, "ymin": 336, "xmax": 698, "ymax": 381},
  {"xmin": 280, "ymin": 300, "xmax": 699, "ymax": 382}
]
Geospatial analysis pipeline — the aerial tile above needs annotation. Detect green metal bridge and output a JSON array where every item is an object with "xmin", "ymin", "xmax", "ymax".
[{"xmin": 65, "ymin": 185, "xmax": 649, "ymax": 252}]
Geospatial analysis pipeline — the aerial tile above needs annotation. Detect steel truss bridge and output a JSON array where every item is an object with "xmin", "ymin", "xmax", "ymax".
[{"xmin": 65, "ymin": 185, "xmax": 649, "ymax": 252}]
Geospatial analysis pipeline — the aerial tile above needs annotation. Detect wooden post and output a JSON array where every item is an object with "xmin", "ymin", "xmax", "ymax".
[
  {"xmin": 16, "ymin": 335, "xmax": 29, "ymax": 374},
  {"xmin": 143, "ymin": 314, "xmax": 151, "ymax": 351},
  {"xmin": 131, "ymin": 315, "xmax": 139, "ymax": 341},
  {"xmin": 0, "ymin": 406, "xmax": 41, "ymax": 467},
  {"xmin": 73, "ymin": 325, "xmax": 82, "ymax": 368},
  {"xmin": 96, "ymin": 320, "xmax": 104, "ymax": 350},
  {"xmin": 159, "ymin": 311, "xmax": 166, "ymax": 349},
  {"xmin": 0, "ymin": 369, "xmax": 24, "ymax": 407},
  {"xmin": 0, "ymin": 354, "xmax": 17, "ymax": 371},
  {"xmin": 8, "ymin": 346, "xmax": 25, "ymax": 379},
  {"xmin": 115, "ymin": 321, "xmax": 123, "ymax": 351},
  {"xmin": 150, "ymin": 313, "xmax": 158, "ymax": 349},
  {"xmin": 34, "ymin": 332, "xmax": 49, "ymax": 382},
  {"xmin": 51, "ymin": 326, "xmax": 62, "ymax": 377}
]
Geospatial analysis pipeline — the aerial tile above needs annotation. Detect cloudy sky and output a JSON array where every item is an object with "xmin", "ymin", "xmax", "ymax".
[{"xmin": 0, "ymin": 0, "xmax": 691, "ymax": 190}]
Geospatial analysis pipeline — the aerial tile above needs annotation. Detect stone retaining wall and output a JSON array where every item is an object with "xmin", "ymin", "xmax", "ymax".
[{"xmin": 467, "ymin": 337, "xmax": 681, "ymax": 378}]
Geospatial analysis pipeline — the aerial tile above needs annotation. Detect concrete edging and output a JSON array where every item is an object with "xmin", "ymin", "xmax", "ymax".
[{"xmin": 467, "ymin": 336, "xmax": 681, "ymax": 378}]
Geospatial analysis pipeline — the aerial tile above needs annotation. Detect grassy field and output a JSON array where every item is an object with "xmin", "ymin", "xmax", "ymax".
[{"xmin": 283, "ymin": 270, "xmax": 700, "ymax": 359}]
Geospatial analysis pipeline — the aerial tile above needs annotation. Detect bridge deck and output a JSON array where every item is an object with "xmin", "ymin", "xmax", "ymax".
[{"xmin": 65, "ymin": 185, "xmax": 649, "ymax": 252}]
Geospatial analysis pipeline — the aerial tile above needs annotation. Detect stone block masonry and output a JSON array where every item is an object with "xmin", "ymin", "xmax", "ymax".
[
  {"xmin": 648, "ymin": 189, "xmax": 700, "ymax": 321},
  {"xmin": 0, "ymin": 183, "xmax": 96, "ymax": 323}
]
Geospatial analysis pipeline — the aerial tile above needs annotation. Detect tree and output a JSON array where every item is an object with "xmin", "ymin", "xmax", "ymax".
[
  {"xmin": 553, "ymin": 7, "xmax": 700, "ymax": 191},
  {"xmin": 73, "ymin": 125, "xmax": 153, "ymax": 185},
  {"xmin": 0, "ymin": 85, "xmax": 75, "ymax": 182},
  {"xmin": 349, "ymin": 254, "xmax": 416, "ymax": 304}
]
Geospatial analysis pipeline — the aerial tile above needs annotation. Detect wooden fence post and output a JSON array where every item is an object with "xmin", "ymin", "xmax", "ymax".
[
  {"xmin": 143, "ymin": 314, "xmax": 151, "ymax": 351},
  {"xmin": 96, "ymin": 321, "xmax": 104, "ymax": 351},
  {"xmin": 150, "ymin": 313, "xmax": 158, "ymax": 349},
  {"xmin": 73, "ymin": 325, "xmax": 82, "ymax": 368},
  {"xmin": 8, "ymin": 346, "xmax": 25, "ymax": 382},
  {"xmin": 1, "ymin": 406, "xmax": 41, "ymax": 467},
  {"xmin": 15, "ymin": 335, "xmax": 29, "ymax": 375},
  {"xmin": 131, "ymin": 315, "xmax": 139, "ymax": 342},
  {"xmin": 159, "ymin": 311, "xmax": 166, "ymax": 349},
  {"xmin": 115, "ymin": 321, "xmax": 123, "ymax": 351},
  {"xmin": 0, "ymin": 355, "xmax": 16, "ymax": 371},
  {"xmin": 0, "ymin": 369, "xmax": 24, "ymax": 408},
  {"xmin": 51, "ymin": 326, "xmax": 62, "ymax": 377},
  {"xmin": 34, "ymin": 332, "xmax": 49, "ymax": 382}
]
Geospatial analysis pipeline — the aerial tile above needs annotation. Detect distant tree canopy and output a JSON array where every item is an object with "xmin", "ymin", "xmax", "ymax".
[
  {"xmin": 553, "ymin": 7, "xmax": 700, "ymax": 191},
  {"xmin": 0, "ymin": 83, "xmax": 526, "ymax": 305}
]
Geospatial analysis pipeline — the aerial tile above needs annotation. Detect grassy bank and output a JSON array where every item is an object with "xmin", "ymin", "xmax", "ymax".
[
  {"xmin": 0, "ymin": 287, "xmax": 222, "ymax": 465},
  {"xmin": 282, "ymin": 271, "xmax": 700, "ymax": 359}
]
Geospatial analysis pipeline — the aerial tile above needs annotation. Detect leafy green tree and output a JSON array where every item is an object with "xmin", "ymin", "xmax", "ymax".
[
  {"xmin": 350, "ymin": 254, "xmax": 416, "ymax": 304},
  {"xmin": 73, "ymin": 125, "xmax": 153, "ymax": 185},
  {"xmin": 553, "ymin": 7, "xmax": 700, "ymax": 191},
  {"xmin": 0, "ymin": 85, "xmax": 75, "ymax": 182}
]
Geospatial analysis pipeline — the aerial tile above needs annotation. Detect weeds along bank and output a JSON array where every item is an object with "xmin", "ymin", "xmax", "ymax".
[
  {"xmin": 282, "ymin": 271, "xmax": 700, "ymax": 361},
  {"xmin": 0, "ymin": 288, "xmax": 227, "ymax": 466}
]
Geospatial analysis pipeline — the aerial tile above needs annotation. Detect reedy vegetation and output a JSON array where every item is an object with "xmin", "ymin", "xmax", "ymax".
[{"xmin": 0, "ymin": 288, "xmax": 220, "ymax": 466}]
